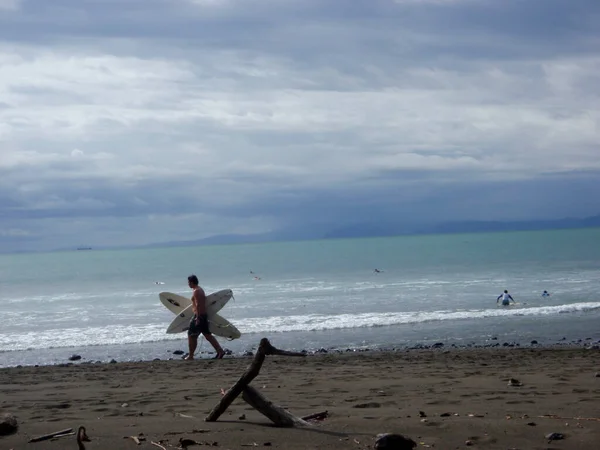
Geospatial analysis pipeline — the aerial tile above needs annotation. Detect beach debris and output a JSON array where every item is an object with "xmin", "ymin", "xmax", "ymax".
[
  {"xmin": 205, "ymin": 338, "xmax": 308, "ymax": 427},
  {"xmin": 595, "ymin": 372, "xmax": 600, "ymax": 377},
  {"xmin": 121, "ymin": 403, "xmax": 129, "ymax": 407},
  {"xmin": 239, "ymin": 414, "xmax": 246, "ymax": 420},
  {"xmin": 164, "ymin": 429, "xmax": 211, "ymax": 435},
  {"xmin": 173, "ymin": 350, "xmax": 185, "ymax": 355},
  {"xmin": 50, "ymin": 431, "xmax": 76, "ymax": 439},
  {"xmin": 0, "ymin": 413, "xmax": 18, "ymax": 436},
  {"xmin": 374, "ymin": 433, "xmax": 417, "ymax": 449},
  {"xmin": 538, "ymin": 414, "xmax": 600, "ymax": 422},
  {"xmin": 545, "ymin": 432, "xmax": 565, "ymax": 443},
  {"xmin": 175, "ymin": 412, "xmax": 195, "ymax": 419},
  {"xmin": 465, "ymin": 440, "xmax": 473, "ymax": 446},
  {"xmin": 124, "ymin": 433, "xmax": 146, "ymax": 445},
  {"xmin": 507, "ymin": 378, "xmax": 523, "ymax": 387},
  {"xmin": 354, "ymin": 402, "xmax": 381, "ymax": 408},
  {"xmin": 527, "ymin": 422, "xmax": 537, "ymax": 426},
  {"xmin": 439, "ymin": 412, "xmax": 451, "ymax": 417},
  {"xmin": 151, "ymin": 442, "xmax": 167, "ymax": 450},
  {"xmin": 69, "ymin": 354, "xmax": 82, "ymax": 361},
  {"xmin": 420, "ymin": 419, "xmax": 428, "ymax": 423},
  {"xmin": 29, "ymin": 428, "xmax": 73, "ymax": 443},
  {"xmin": 418, "ymin": 411, "xmax": 427, "ymax": 418},
  {"xmin": 178, "ymin": 438, "xmax": 218, "ymax": 448},
  {"xmin": 110, "ymin": 359, "xmax": 117, "ymax": 364},
  {"xmin": 77, "ymin": 427, "xmax": 90, "ymax": 449},
  {"xmin": 179, "ymin": 438, "xmax": 199, "ymax": 448},
  {"xmin": 301, "ymin": 410, "xmax": 329, "ymax": 422}
]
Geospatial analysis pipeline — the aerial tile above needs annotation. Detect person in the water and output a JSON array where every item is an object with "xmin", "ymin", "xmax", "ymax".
[
  {"xmin": 497, "ymin": 290, "xmax": 515, "ymax": 306},
  {"xmin": 542, "ymin": 290, "xmax": 550, "ymax": 297}
]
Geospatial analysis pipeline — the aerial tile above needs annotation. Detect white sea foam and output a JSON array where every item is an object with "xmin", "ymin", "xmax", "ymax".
[
  {"xmin": 2, "ymin": 302, "xmax": 599, "ymax": 352},
  {"xmin": 234, "ymin": 302, "xmax": 600, "ymax": 334},
  {"xmin": 0, "ymin": 324, "xmax": 180, "ymax": 352}
]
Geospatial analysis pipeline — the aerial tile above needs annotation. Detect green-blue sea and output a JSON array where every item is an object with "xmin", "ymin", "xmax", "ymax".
[{"xmin": 1, "ymin": 228, "xmax": 600, "ymax": 367}]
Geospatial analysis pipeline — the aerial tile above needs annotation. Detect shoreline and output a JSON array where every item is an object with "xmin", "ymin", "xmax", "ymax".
[
  {"xmin": 1, "ymin": 346, "xmax": 599, "ymax": 449},
  {"xmin": 2, "ymin": 334, "xmax": 599, "ymax": 369}
]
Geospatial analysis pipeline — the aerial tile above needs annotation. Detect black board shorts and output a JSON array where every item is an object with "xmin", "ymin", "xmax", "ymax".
[{"xmin": 188, "ymin": 314, "xmax": 210, "ymax": 336}]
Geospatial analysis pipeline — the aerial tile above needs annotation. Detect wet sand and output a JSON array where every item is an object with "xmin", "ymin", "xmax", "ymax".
[{"xmin": 1, "ymin": 346, "xmax": 599, "ymax": 449}]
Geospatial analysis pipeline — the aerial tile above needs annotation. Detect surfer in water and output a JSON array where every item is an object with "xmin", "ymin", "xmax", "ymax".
[
  {"xmin": 497, "ymin": 290, "xmax": 515, "ymax": 306},
  {"xmin": 542, "ymin": 290, "xmax": 550, "ymax": 297},
  {"xmin": 186, "ymin": 274, "xmax": 225, "ymax": 360}
]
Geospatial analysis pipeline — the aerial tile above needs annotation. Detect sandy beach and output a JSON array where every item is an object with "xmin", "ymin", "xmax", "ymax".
[{"xmin": 1, "ymin": 345, "xmax": 599, "ymax": 449}]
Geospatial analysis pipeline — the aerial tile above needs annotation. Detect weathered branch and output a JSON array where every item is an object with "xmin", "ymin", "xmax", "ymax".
[
  {"xmin": 205, "ymin": 338, "xmax": 305, "ymax": 422},
  {"xmin": 301, "ymin": 411, "xmax": 329, "ymax": 421},
  {"xmin": 242, "ymin": 385, "xmax": 310, "ymax": 427},
  {"xmin": 28, "ymin": 428, "xmax": 74, "ymax": 443}
]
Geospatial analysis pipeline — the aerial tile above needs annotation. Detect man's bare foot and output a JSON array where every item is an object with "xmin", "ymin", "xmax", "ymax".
[
  {"xmin": 184, "ymin": 355, "xmax": 194, "ymax": 360},
  {"xmin": 213, "ymin": 351, "xmax": 225, "ymax": 359}
]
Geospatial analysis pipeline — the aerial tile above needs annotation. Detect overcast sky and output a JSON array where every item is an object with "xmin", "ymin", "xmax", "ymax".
[{"xmin": 1, "ymin": 0, "xmax": 599, "ymax": 252}]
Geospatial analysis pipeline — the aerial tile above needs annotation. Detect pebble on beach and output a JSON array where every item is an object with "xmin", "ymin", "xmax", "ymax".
[
  {"xmin": 0, "ymin": 413, "xmax": 18, "ymax": 436},
  {"xmin": 374, "ymin": 433, "xmax": 417, "ymax": 449}
]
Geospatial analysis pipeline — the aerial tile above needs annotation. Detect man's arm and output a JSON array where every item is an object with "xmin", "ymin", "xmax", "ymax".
[{"xmin": 509, "ymin": 295, "xmax": 514, "ymax": 302}]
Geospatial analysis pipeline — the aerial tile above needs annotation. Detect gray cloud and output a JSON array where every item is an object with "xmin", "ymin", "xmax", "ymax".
[{"xmin": 0, "ymin": 0, "xmax": 599, "ymax": 252}]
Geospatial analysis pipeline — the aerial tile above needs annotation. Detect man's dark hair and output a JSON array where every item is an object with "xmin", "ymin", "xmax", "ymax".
[{"xmin": 188, "ymin": 275, "xmax": 199, "ymax": 285}]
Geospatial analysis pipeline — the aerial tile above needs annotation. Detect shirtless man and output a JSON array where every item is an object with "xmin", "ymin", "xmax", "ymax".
[{"xmin": 185, "ymin": 274, "xmax": 225, "ymax": 360}]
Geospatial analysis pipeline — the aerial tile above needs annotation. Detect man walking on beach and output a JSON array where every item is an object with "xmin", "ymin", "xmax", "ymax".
[
  {"xmin": 497, "ymin": 290, "xmax": 515, "ymax": 306},
  {"xmin": 186, "ymin": 274, "xmax": 225, "ymax": 360}
]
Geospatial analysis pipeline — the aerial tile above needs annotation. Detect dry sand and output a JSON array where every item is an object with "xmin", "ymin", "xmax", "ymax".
[{"xmin": 1, "ymin": 346, "xmax": 599, "ymax": 449}]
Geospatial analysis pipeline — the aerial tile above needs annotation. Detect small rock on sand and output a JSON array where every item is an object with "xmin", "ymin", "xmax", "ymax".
[
  {"xmin": 507, "ymin": 378, "xmax": 523, "ymax": 386},
  {"xmin": 545, "ymin": 432, "xmax": 565, "ymax": 442},
  {"xmin": 0, "ymin": 413, "xmax": 18, "ymax": 436},
  {"xmin": 374, "ymin": 433, "xmax": 417, "ymax": 449}
]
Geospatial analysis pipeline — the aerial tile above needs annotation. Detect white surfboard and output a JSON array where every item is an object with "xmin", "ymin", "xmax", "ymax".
[
  {"xmin": 159, "ymin": 290, "xmax": 233, "ymax": 315},
  {"xmin": 160, "ymin": 290, "xmax": 240, "ymax": 339},
  {"xmin": 166, "ymin": 304, "xmax": 241, "ymax": 339}
]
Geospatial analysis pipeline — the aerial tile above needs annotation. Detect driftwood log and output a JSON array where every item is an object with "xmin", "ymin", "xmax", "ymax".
[
  {"xmin": 29, "ymin": 428, "xmax": 74, "ymax": 443},
  {"xmin": 242, "ymin": 385, "xmax": 309, "ymax": 427},
  {"xmin": 205, "ymin": 338, "xmax": 307, "ymax": 425}
]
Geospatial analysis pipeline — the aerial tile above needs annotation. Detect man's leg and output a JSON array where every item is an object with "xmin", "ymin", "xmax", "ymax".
[
  {"xmin": 186, "ymin": 334, "xmax": 198, "ymax": 360},
  {"xmin": 203, "ymin": 333, "xmax": 224, "ymax": 358}
]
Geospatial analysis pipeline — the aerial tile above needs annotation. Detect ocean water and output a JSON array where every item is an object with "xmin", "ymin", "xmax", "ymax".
[{"xmin": 1, "ymin": 228, "xmax": 600, "ymax": 367}]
